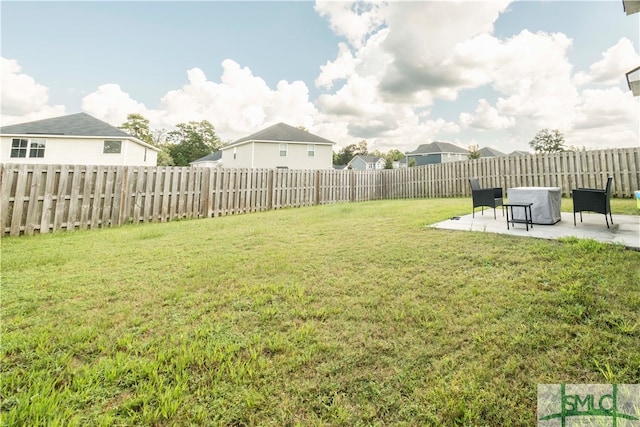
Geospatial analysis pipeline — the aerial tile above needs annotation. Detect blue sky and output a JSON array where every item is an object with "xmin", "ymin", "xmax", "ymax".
[
  {"xmin": 2, "ymin": 1, "xmax": 341, "ymax": 109},
  {"xmin": 2, "ymin": 1, "xmax": 639, "ymax": 154}
]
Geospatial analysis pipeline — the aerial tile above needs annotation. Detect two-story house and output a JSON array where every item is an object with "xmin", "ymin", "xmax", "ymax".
[{"xmin": 220, "ymin": 122, "xmax": 336, "ymax": 169}]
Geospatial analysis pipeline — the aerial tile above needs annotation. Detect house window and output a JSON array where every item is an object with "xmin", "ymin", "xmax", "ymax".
[
  {"xmin": 233, "ymin": 148, "xmax": 237, "ymax": 160},
  {"xmin": 307, "ymin": 144, "xmax": 315, "ymax": 157},
  {"xmin": 11, "ymin": 138, "xmax": 46, "ymax": 158},
  {"xmin": 104, "ymin": 140, "xmax": 122, "ymax": 154},
  {"xmin": 279, "ymin": 143, "xmax": 287, "ymax": 157},
  {"xmin": 10, "ymin": 138, "xmax": 28, "ymax": 158},
  {"xmin": 29, "ymin": 138, "xmax": 46, "ymax": 158}
]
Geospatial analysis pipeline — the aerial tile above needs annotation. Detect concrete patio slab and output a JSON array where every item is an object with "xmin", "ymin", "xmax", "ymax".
[{"xmin": 429, "ymin": 211, "xmax": 640, "ymax": 250}]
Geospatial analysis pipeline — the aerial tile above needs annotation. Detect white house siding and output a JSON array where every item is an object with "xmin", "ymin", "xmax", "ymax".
[
  {"xmin": 349, "ymin": 157, "xmax": 367, "ymax": 170},
  {"xmin": 222, "ymin": 141, "xmax": 333, "ymax": 169},
  {"xmin": 221, "ymin": 143, "xmax": 253, "ymax": 168},
  {"xmin": 0, "ymin": 136, "xmax": 158, "ymax": 166}
]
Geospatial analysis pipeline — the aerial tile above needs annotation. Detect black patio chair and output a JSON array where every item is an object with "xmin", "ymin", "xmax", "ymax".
[
  {"xmin": 572, "ymin": 176, "xmax": 613, "ymax": 228},
  {"xmin": 469, "ymin": 178, "xmax": 503, "ymax": 219}
]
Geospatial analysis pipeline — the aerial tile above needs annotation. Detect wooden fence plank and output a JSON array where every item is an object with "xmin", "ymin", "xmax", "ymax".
[
  {"xmin": 52, "ymin": 165, "xmax": 69, "ymax": 232},
  {"xmin": 39, "ymin": 165, "xmax": 56, "ymax": 233},
  {"xmin": 25, "ymin": 165, "xmax": 43, "ymax": 235},
  {"xmin": 0, "ymin": 164, "xmax": 13, "ymax": 235},
  {"xmin": 90, "ymin": 166, "xmax": 104, "ymax": 229},
  {"xmin": 9, "ymin": 164, "xmax": 29, "ymax": 235}
]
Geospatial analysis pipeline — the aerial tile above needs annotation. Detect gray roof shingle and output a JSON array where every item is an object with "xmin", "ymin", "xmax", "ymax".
[
  {"xmin": 225, "ymin": 122, "xmax": 336, "ymax": 148},
  {"xmin": 352, "ymin": 155, "xmax": 383, "ymax": 163},
  {"xmin": 191, "ymin": 151, "xmax": 222, "ymax": 163},
  {"xmin": 0, "ymin": 113, "xmax": 133, "ymax": 138},
  {"xmin": 407, "ymin": 141, "xmax": 468, "ymax": 155},
  {"xmin": 479, "ymin": 147, "xmax": 506, "ymax": 157}
]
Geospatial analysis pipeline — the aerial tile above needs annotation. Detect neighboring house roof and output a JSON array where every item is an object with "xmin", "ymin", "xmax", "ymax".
[
  {"xmin": 479, "ymin": 147, "xmax": 506, "ymax": 157},
  {"xmin": 407, "ymin": 141, "xmax": 468, "ymax": 155},
  {"xmin": 510, "ymin": 150, "xmax": 531, "ymax": 156},
  {"xmin": 351, "ymin": 155, "xmax": 383, "ymax": 164},
  {"xmin": 223, "ymin": 122, "xmax": 337, "ymax": 149},
  {"xmin": 333, "ymin": 164, "xmax": 348, "ymax": 170},
  {"xmin": 0, "ymin": 112, "xmax": 159, "ymax": 151},
  {"xmin": 191, "ymin": 151, "xmax": 222, "ymax": 164}
]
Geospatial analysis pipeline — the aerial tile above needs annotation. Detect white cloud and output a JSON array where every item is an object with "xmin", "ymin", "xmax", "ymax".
[
  {"xmin": 81, "ymin": 83, "xmax": 147, "ymax": 126},
  {"xmin": 460, "ymin": 99, "xmax": 515, "ymax": 130},
  {"xmin": 569, "ymin": 87, "xmax": 640, "ymax": 150},
  {"xmin": 314, "ymin": 1, "xmax": 386, "ymax": 48},
  {"xmin": 491, "ymin": 30, "xmax": 579, "ymax": 130},
  {"xmin": 1, "ymin": 57, "xmax": 65, "ymax": 125},
  {"xmin": 316, "ymin": 43, "xmax": 356, "ymax": 89},
  {"xmin": 574, "ymin": 38, "xmax": 640, "ymax": 86},
  {"xmin": 79, "ymin": 60, "xmax": 319, "ymax": 142},
  {"xmin": 379, "ymin": 1, "xmax": 510, "ymax": 99},
  {"xmin": 316, "ymin": 75, "xmax": 383, "ymax": 117}
]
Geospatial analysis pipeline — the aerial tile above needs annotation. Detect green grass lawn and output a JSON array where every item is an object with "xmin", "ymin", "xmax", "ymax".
[{"xmin": 1, "ymin": 197, "xmax": 639, "ymax": 426}]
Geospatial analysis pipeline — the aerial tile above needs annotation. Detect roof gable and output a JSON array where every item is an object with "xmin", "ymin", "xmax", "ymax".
[
  {"xmin": 224, "ymin": 122, "xmax": 336, "ymax": 148},
  {"xmin": 408, "ymin": 141, "xmax": 468, "ymax": 155},
  {"xmin": 0, "ymin": 113, "xmax": 133, "ymax": 138},
  {"xmin": 351, "ymin": 155, "xmax": 383, "ymax": 164},
  {"xmin": 479, "ymin": 147, "xmax": 506, "ymax": 157}
]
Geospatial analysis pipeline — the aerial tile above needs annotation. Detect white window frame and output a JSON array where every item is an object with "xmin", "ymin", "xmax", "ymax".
[
  {"xmin": 10, "ymin": 138, "xmax": 28, "ymax": 158},
  {"xmin": 10, "ymin": 138, "xmax": 46, "ymax": 158},
  {"xmin": 307, "ymin": 144, "xmax": 315, "ymax": 157},
  {"xmin": 29, "ymin": 138, "xmax": 46, "ymax": 158},
  {"xmin": 279, "ymin": 143, "xmax": 287, "ymax": 157}
]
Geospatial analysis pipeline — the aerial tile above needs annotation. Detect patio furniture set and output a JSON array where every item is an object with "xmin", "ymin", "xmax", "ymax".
[{"xmin": 469, "ymin": 177, "xmax": 613, "ymax": 231}]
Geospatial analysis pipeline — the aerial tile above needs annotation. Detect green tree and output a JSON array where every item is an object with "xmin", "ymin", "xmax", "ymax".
[
  {"xmin": 334, "ymin": 144, "xmax": 356, "ymax": 165},
  {"xmin": 167, "ymin": 120, "xmax": 221, "ymax": 166},
  {"xmin": 528, "ymin": 129, "xmax": 566, "ymax": 153},
  {"xmin": 387, "ymin": 149, "xmax": 404, "ymax": 162},
  {"xmin": 333, "ymin": 147, "xmax": 348, "ymax": 165},
  {"xmin": 119, "ymin": 113, "xmax": 153, "ymax": 144},
  {"xmin": 356, "ymin": 140, "xmax": 368, "ymax": 156},
  {"xmin": 468, "ymin": 144, "xmax": 481, "ymax": 160},
  {"xmin": 120, "ymin": 113, "xmax": 175, "ymax": 165}
]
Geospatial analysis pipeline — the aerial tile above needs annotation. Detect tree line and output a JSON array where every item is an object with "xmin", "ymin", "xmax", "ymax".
[
  {"xmin": 119, "ymin": 113, "xmax": 571, "ymax": 167},
  {"xmin": 119, "ymin": 114, "xmax": 222, "ymax": 166}
]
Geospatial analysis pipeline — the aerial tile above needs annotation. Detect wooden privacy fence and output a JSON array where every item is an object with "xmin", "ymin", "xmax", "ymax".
[{"xmin": 1, "ymin": 147, "xmax": 638, "ymax": 236}]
